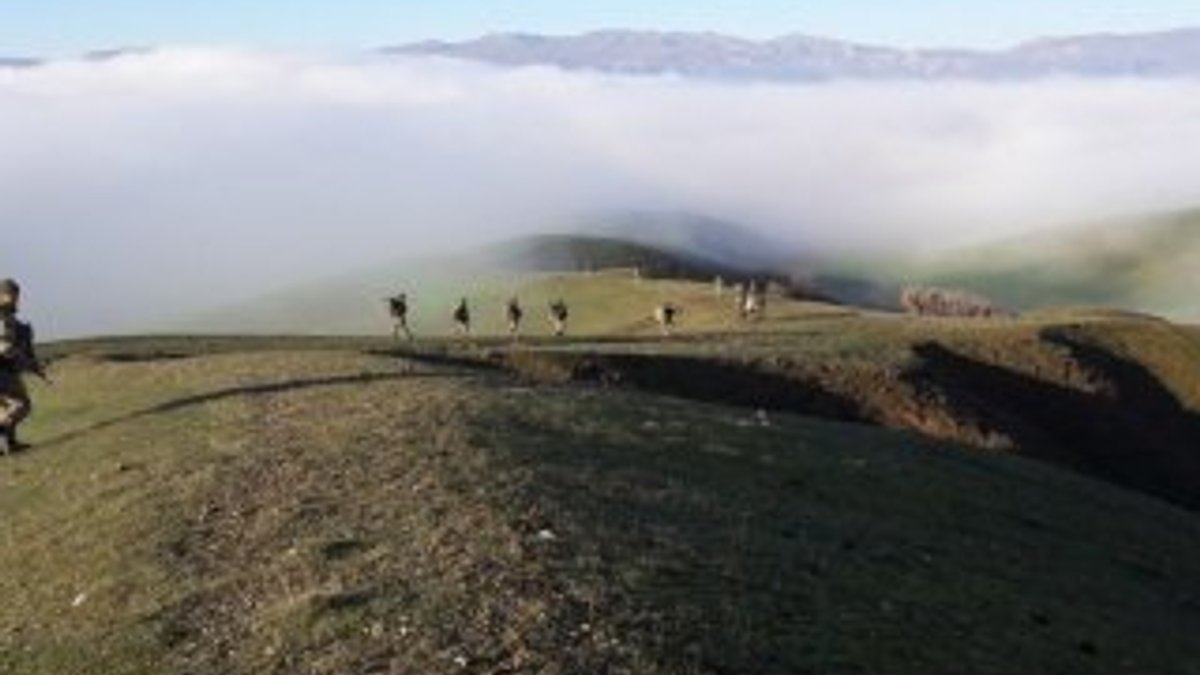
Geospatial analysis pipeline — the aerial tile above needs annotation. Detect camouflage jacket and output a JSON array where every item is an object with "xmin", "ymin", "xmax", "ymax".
[{"xmin": 0, "ymin": 311, "xmax": 28, "ymax": 372}]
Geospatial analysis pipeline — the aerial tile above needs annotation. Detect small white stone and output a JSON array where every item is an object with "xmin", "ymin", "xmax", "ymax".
[
  {"xmin": 71, "ymin": 593, "xmax": 88, "ymax": 608},
  {"xmin": 535, "ymin": 529, "xmax": 557, "ymax": 542}
]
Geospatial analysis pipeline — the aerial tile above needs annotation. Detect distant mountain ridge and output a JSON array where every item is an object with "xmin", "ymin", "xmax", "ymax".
[
  {"xmin": 0, "ymin": 57, "xmax": 41, "ymax": 68},
  {"xmin": 10, "ymin": 29, "xmax": 1199, "ymax": 79},
  {"xmin": 387, "ymin": 28, "xmax": 1200, "ymax": 80}
]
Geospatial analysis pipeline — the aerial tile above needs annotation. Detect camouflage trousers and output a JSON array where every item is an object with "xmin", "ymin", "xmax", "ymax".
[{"xmin": 0, "ymin": 369, "xmax": 30, "ymax": 430}]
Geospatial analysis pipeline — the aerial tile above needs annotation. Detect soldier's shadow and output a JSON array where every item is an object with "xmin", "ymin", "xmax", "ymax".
[{"xmin": 36, "ymin": 370, "xmax": 463, "ymax": 450}]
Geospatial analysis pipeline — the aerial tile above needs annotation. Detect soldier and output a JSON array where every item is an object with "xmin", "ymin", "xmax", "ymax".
[
  {"xmin": 505, "ymin": 297, "xmax": 523, "ymax": 337},
  {"xmin": 548, "ymin": 299, "xmax": 569, "ymax": 337},
  {"xmin": 0, "ymin": 279, "xmax": 38, "ymax": 454},
  {"xmin": 386, "ymin": 293, "xmax": 412, "ymax": 341},
  {"xmin": 654, "ymin": 302, "xmax": 680, "ymax": 336},
  {"xmin": 453, "ymin": 297, "xmax": 471, "ymax": 335},
  {"xmin": 741, "ymin": 280, "xmax": 765, "ymax": 321},
  {"xmin": 754, "ymin": 281, "xmax": 768, "ymax": 318}
]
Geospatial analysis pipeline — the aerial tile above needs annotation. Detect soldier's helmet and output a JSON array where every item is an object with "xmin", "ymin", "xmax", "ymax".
[{"xmin": 0, "ymin": 278, "xmax": 19, "ymax": 309}]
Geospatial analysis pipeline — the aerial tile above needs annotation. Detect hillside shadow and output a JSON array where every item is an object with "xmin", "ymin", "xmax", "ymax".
[
  {"xmin": 909, "ymin": 338, "xmax": 1200, "ymax": 510},
  {"xmin": 365, "ymin": 346, "xmax": 509, "ymax": 372},
  {"xmin": 36, "ymin": 371, "xmax": 460, "ymax": 450},
  {"xmin": 474, "ymin": 334, "xmax": 1200, "ymax": 510},
  {"xmin": 502, "ymin": 351, "xmax": 866, "ymax": 424}
]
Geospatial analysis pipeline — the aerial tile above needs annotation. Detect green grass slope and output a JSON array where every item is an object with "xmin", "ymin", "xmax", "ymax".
[
  {"xmin": 891, "ymin": 209, "xmax": 1200, "ymax": 320},
  {"xmin": 173, "ymin": 235, "xmax": 770, "ymax": 337},
  {"xmin": 67, "ymin": 270, "xmax": 1200, "ymax": 508},
  {"xmin": 3, "ymin": 342, "xmax": 1200, "ymax": 674},
  {"xmin": 490, "ymin": 276, "xmax": 1200, "ymax": 510}
]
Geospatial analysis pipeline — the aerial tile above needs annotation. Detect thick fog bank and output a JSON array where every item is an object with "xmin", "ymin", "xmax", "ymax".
[{"xmin": 3, "ymin": 48, "xmax": 1199, "ymax": 336}]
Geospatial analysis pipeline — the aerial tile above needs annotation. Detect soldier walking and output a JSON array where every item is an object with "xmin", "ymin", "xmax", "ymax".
[
  {"xmin": 548, "ymin": 299, "xmax": 569, "ymax": 337},
  {"xmin": 453, "ymin": 297, "xmax": 471, "ymax": 335},
  {"xmin": 0, "ymin": 279, "xmax": 40, "ymax": 454},
  {"xmin": 741, "ymin": 280, "xmax": 765, "ymax": 321},
  {"xmin": 654, "ymin": 302, "xmax": 680, "ymax": 336},
  {"xmin": 386, "ymin": 293, "xmax": 413, "ymax": 341},
  {"xmin": 506, "ymin": 297, "xmax": 523, "ymax": 337}
]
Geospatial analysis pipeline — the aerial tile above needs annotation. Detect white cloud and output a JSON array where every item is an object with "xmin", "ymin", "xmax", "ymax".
[{"xmin": 3, "ymin": 48, "xmax": 1200, "ymax": 336}]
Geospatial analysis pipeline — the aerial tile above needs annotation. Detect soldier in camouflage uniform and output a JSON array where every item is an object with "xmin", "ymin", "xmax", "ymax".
[
  {"xmin": 0, "ymin": 279, "xmax": 33, "ymax": 454},
  {"xmin": 654, "ymin": 302, "xmax": 680, "ymax": 336},
  {"xmin": 386, "ymin": 293, "xmax": 413, "ymax": 341},
  {"xmin": 548, "ymin": 299, "xmax": 569, "ymax": 337},
  {"xmin": 453, "ymin": 297, "xmax": 471, "ymax": 335},
  {"xmin": 505, "ymin": 297, "xmax": 523, "ymax": 337}
]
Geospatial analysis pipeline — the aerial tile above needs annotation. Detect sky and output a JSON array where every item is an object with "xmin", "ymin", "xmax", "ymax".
[{"xmin": 4, "ymin": 0, "xmax": 1200, "ymax": 56}]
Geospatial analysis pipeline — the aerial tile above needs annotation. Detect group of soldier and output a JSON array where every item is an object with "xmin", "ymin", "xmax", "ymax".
[
  {"xmin": 736, "ymin": 280, "xmax": 768, "ymax": 321},
  {"xmin": 385, "ymin": 294, "xmax": 572, "ymax": 341},
  {"xmin": 0, "ymin": 276, "xmax": 775, "ymax": 455},
  {"xmin": 383, "ymin": 278, "xmax": 771, "ymax": 341}
]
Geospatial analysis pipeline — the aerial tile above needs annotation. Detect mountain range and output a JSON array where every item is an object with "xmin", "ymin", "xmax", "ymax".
[
  {"xmin": 387, "ymin": 28, "xmax": 1200, "ymax": 80},
  {"xmin": 0, "ymin": 57, "xmax": 40, "ymax": 68},
  {"xmin": 8, "ymin": 29, "xmax": 1199, "ymax": 81}
]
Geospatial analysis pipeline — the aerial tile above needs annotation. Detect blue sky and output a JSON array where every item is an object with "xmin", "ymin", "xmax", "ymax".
[{"xmin": 4, "ymin": 1, "xmax": 1200, "ymax": 56}]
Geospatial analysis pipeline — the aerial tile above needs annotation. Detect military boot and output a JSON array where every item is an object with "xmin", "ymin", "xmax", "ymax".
[{"xmin": 2, "ymin": 425, "xmax": 28, "ymax": 454}]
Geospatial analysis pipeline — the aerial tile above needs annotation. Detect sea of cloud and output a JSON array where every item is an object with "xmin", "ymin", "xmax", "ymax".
[{"xmin": 3, "ymin": 47, "xmax": 1200, "ymax": 335}]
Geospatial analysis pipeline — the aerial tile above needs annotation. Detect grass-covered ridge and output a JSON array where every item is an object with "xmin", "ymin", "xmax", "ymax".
[
  {"xmin": 883, "ymin": 208, "xmax": 1200, "ymax": 320},
  {"xmin": 9, "ymin": 269, "xmax": 1200, "ymax": 673},
  {"xmin": 174, "ymin": 232, "xmax": 781, "ymax": 337},
  {"xmin": 490, "ymin": 302, "xmax": 1200, "ymax": 509},
  {"xmin": 174, "ymin": 209, "xmax": 1200, "ymax": 340},
  {"xmin": 42, "ymin": 270, "xmax": 1200, "ymax": 509},
  {"xmin": 4, "ymin": 343, "xmax": 1200, "ymax": 674}
]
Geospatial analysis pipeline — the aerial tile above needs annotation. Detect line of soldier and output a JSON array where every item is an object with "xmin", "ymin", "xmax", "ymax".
[
  {"xmin": 0, "ymin": 275, "xmax": 772, "ymax": 455},
  {"xmin": 385, "ymin": 294, "xmax": 572, "ymax": 341},
  {"xmin": 384, "ymin": 279, "xmax": 770, "ymax": 342}
]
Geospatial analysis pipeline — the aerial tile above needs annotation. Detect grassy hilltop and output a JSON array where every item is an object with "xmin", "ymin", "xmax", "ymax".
[
  {"xmin": 866, "ymin": 208, "xmax": 1200, "ymax": 320},
  {"xmin": 180, "ymin": 207, "xmax": 1200, "ymax": 340},
  {"xmin": 4, "ymin": 270, "xmax": 1200, "ymax": 674},
  {"xmin": 171, "ymin": 229, "xmax": 794, "ymax": 337}
]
